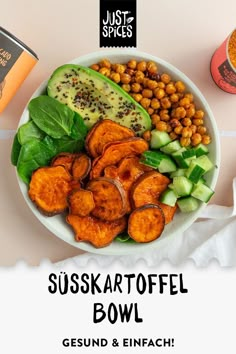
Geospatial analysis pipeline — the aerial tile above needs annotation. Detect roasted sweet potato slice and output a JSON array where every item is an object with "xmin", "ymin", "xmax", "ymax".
[
  {"xmin": 131, "ymin": 171, "xmax": 170, "ymax": 209},
  {"xmin": 72, "ymin": 153, "xmax": 91, "ymax": 181},
  {"xmin": 85, "ymin": 119, "xmax": 135, "ymax": 158},
  {"xmin": 50, "ymin": 152, "xmax": 78, "ymax": 173},
  {"xmin": 104, "ymin": 155, "xmax": 153, "ymax": 213},
  {"xmin": 68, "ymin": 188, "xmax": 95, "ymax": 216},
  {"xmin": 156, "ymin": 202, "xmax": 178, "ymax": 224},
  {"xmin": 90, "ymin": 137, "xmax": 149, "ymax": 178},
  {"xmin": 128, "ymin": 204, "xmax": 165, "ymax": 243},
  {"xmin": 67, "ymin": 214, "xmax": 127, "ymax": 248},
  {"xmin": 86, "ymin": 177, "xmax": 127, "ymax": 221},
  {"xmin": 28, "ymin": 165, "xmax": 72, "ymax": 216}
]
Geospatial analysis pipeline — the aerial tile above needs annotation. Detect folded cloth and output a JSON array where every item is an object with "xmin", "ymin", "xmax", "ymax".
[{"xmin": 57, "ymin": 178, "xmax": 236, "ymax": 268}]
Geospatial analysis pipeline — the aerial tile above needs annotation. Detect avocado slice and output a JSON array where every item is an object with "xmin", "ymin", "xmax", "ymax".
[{"xmin": 47, "ymin": 64, "xmax": 151, "ymax": 134}]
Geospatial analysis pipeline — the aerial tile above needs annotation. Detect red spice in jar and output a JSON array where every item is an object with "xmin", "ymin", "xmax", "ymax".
[{"xmin": 210, "ymin": 29, "xmax": 236, "ymax": 94}]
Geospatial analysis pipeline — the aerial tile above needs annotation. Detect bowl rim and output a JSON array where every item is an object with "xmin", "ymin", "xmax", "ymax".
[{"xmin": 16, "ymin": 49, "xmax": 221, "ymax": 256}]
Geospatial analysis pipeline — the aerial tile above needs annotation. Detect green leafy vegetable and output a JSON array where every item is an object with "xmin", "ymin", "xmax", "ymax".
[
  {"xmin": 52, "ymin": 136, "xmax": 84, "ymax": 154},
  {"xmin": 17, "ymin": 136, "xmax": 57, "ymax": 184},
  {"xmin": 17, "ymin": 120, "xmax": 45, "ymax": 145},
  {"xmin": 28, "ymin": 95, "xmax": 74, "ymax": 138},
  {"xmin": 11, "ymin": 134, "xmax": 22, "ymax": 166},
  {"xmin": 70, "ymin": 112, "xmax": 88, "ymax": 140},
  {"xmin": 115, "ymin": 234, "xmax": 133, "ymax": 243}
]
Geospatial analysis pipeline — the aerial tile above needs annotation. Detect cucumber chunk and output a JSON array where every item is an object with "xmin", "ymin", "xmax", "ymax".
[
  {"xmin": 150, "ymin": 129, "xmax": 171, "ymax": 149},
  {"xmin": 170, "ymin": 168, "xmax": 187, "ymax": 178},
  {"xmin": 191, "ymin": 183, "xmax": 215, "ymax": 203},
  {"xmin": 141, "ymin": 151, "xmax": 177, "ymax": 173},
  {"xmin": 172, "ymin": 147, "xmax": 189, "ymax": 168},
  {"xmin": 177, "ymin": 197, "xmax": 199, "ymax": 212},
  {"xmin": 186, "ymin": 155, "xmax": 214, "ymax": 183},
  {"xmin": 194, "ymin": 143, "xmax": 209, "ymax": 157},
  {"xmin": 160, "ymin": 140, "xmax": 181, "ymax": 154},
  {"xmin": 173, "ymin": 176, "xmax": 193, "ymax": 196},
  {"xmin": 160, "ymin": 188, "xmax": 178, "ymax": 207}
]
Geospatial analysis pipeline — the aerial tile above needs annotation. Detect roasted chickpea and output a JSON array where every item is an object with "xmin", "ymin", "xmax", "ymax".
[
  {"xmin": 186, "ymin": 104, "xmax": 196, "ymax": 118},
  {"xmin": 142, "ymin": 130, "xmax": 151, "ymax": 141},
  {"xmin": 125, "ymin": 68, "xmax": 135, "ymax": 76},
  {"xmin": 189, "ymin": 125, "xmax": 197, "ymax": 134},
  {"xmin": 180, "ymin": 137, "xmax": 191, "ymax": 147},
  {"xmin": 147, "ymin": 80, "xmax": 158, "ymax": 90},
  {"xmin": 201, "ymin": 135, "xmax": 211, "ymax": 145},
  {"xmin": 192, "ymin": 118, "xmax": 204, "ymax": 126},
  {"xmin": 137, "ymin": 61, "xmax": 147, "ymax": 72},
  {"xmin": 121, "ymin": 84, "xmax": 131, "ymax": 92},
  {"xmin": 166, "ymin": 123, "xmax": 172, "ymax": 133},
  {"xmin": 147, "ymin": 107, "xmax": 154, "ymax": 115},
  {"xmin": 170, "ymin": 118, "xmax": 181, "ymax": 128},
  {"xmin": 114, "ymin": 64, "xmax": 126, "ymax": 74},
  {"xmin": 150, "ymin": 98, "xmax": 160, "ymax": 110},
  {"xmin": 99, "ymin": 67, "xmax": 111, "ymax": 76},
  {"xmin": 179, "ymin": 97, "xmax": 191, "ymax": 108},
  {"xmin": 181, "ymin": 117, "xmax": 192, "ymax": 127},
  {"xmin": 90, "ymin": 63, "xmax": 100, "ymax": 71},
  {"xmin": 174, "ymin": 125, "xmax": 183, "ymax": 135},
  {"xmin": 142, "ymin": 89, "xmax": 153, "ymax": 98},
  {"xmin": 182, "ymin": 127, "xmax": 193, "ymax": 138},
  {"xmin": 135, "ymin": 70, "xmax": 145, "ymax": 83},
  {"xmin": 191, "ymin": 133, "xmax": 202, "ymax": 146},
  {"xmin": 175, "ymin": 107, "xmax": 186, "ymax": 119},
  {"xmin": 132, "ymin": 93, "xmax": 142, "ymax": 102},
  {"xmin": 160, "ymin": 109, "xmax": 170, "ymax": 121},
  {"xmin": 147, "ymin": 61, "xmax": 158, "ymax": 74},
  {"xmin": 160, "ymin": 97, "xmax": 171, "ymax": 109},
  {"xmin": 120, "ymin": 73, "xmax": 132, "ymax": 84},
  {"xmin": 156, "ymin": 121, "xmax": 168, "ymax": 131},
  {"xmin": 99, "ymin": 59, "xmax": 111, "ymax": 68},
  {"xmin": 194, "ymin": 110, "xmax": 204, "ymax": 119},
  {"xmin": 156, "ymin": 81, "xmax": 165, "ymax": 89},
  {"xmin": 170, "ymin": 93, "xmax": 179, "ymax": 103},
  {"xmin": 127, "ymin": 59, "xmax": 137, "ymax": 70},
  {"xmin": 169, "ymin": 131, "xmax": 178, "ymax": 140},
  {"xmin": 110, "ymin": 72, "xmax": 121, "ymax": 83},
  {"xmin": 151, "ymin": 114, "xmax": 161, "ymax": 125},
  {"xmin": 175, "ymin": 81, "xmax": 186, "ymax": 93},
  {"xmin": 131, "ymin": 82, "xmax": 142, "ymax": 93},
  {"xmin": 165, "ymin": 83, "xmax": 176, "ymax": 95},
  {"xmin": 197, "ymin": 126, "xmax": 207, "ymax": 135},
  {"xmin": 142, "ymin": 77, "xmax": 149, "ymax": 87},
  {"xmin": 154, "ymin": 88, "xmax": 165, "ymax": 100},
  {"xmin": 140, "ymin": 97, "xmax": 151, "ymax": 109},
  {"xmin": 161, "ymin": 73, "xmax": 171, "ymax": 84},
  {"xmin": 184, "ymin": 93, "xmax": 194, "ymax": 102}
]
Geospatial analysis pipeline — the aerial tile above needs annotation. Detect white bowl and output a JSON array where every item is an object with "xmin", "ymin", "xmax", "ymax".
[{"xmin": 17, "ymin": 49, "xmax": 221, "ymax": 256}]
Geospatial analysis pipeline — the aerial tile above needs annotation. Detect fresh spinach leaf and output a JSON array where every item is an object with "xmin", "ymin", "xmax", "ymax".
[
  {"xmin": 17, "ymin": 120, "xmax": 45, "ymax": 145},
  {"xmin": 70, "ymin": 112, "xmax": 88, "ymax": 140},
  {"xmin": 115, "ymin": 233, "xmax": 132, "ymax": 243},
  {"xmin": 28, "ymin": 95, "xmax": 74, "ymax": 138},
  {"xmin": 11, "ymin": 133, "xmax": 22, "ymax": 166},
  {"xmin": 53, "ymin": 136, "xmax": 84, "ymax": 154},
  {"xmin": 17, "ymin": 136, "xmax": 57, "ymax": 184}
]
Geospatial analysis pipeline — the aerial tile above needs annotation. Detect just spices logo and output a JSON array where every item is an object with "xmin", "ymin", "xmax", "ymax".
[{"xmin": 100, "ymin": 0, "xmax": 137, "ymax": 47}]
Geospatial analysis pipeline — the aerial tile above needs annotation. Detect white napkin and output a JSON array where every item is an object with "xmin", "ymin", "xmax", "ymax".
[{"xmin": 57, "ymin": 178, "xmax": 236, "ymax": 267}]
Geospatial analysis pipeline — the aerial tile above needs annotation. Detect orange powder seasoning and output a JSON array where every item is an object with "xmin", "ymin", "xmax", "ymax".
[{"xmin": 228, "ymin": 30, "xmax": 236, "ymax": 69}]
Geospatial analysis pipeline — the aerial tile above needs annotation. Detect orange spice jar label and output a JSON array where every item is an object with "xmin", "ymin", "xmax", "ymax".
[
  {"xmin": 0, "ymin": 27, "xmax": 38, "ymax": 113},
  {"xmin": 210, "ymin": 29, "xmax": 236, "ymax": 94}
]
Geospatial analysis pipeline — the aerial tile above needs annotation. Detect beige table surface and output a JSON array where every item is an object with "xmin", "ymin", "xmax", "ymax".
[{"xmin": 0, "ymin": 0, "xmax": 235, "ymax": 266}]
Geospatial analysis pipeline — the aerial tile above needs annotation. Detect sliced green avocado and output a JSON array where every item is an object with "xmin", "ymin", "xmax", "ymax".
[{"xmin": 47, "ymin": 64, "xmax": 151, "ymax": 134}]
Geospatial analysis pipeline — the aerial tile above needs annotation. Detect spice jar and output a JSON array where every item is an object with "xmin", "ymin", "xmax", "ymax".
[
  {"xmin": 210, "ymin": 29, "xmax": 236, "ymax": 94},
  {"xmin": 0, "ymin": 27, "xmax": 38, "ymax": 113}
]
